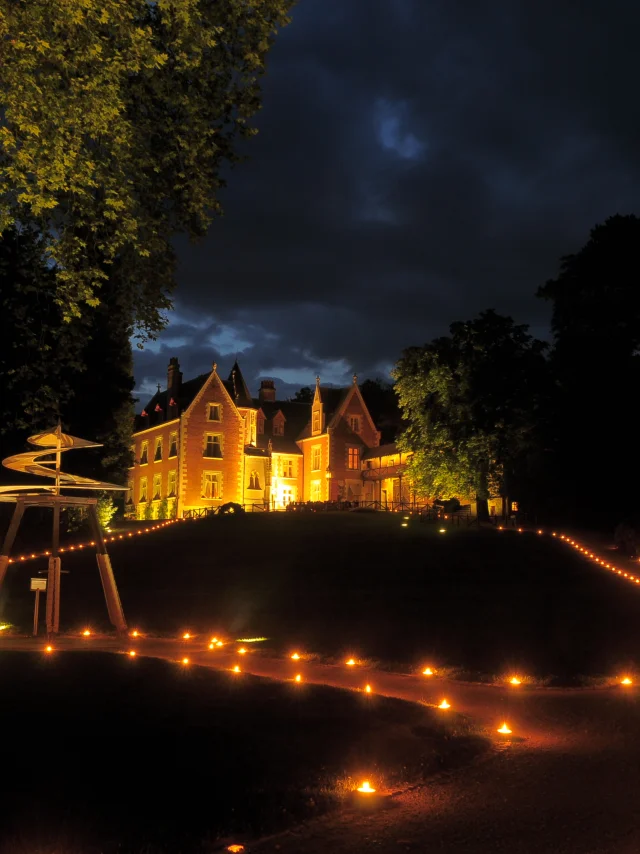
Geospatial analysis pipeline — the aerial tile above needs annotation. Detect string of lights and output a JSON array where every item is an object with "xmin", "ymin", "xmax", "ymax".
[{"xmin": 5, "ymin": 518, "xmax": 184, "ymax": 565}]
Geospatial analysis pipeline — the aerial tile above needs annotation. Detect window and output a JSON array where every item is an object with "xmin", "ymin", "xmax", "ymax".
[
  {"xmin": 140, "ymin": 441, "xmax": 148, "ymax": 465},
  {"xmin": 168, "ymin": 470, "xmax": 177, "ymax": 498},
  {"xmin": 312, "ymin": 410, "xmax": 320, "ymax": 433},
  {"xmin": 349, "ymin": 415, "xmax": 360, "ymax": 433},
  {"xmin": 310, "ymin": 480, "xmax": 322, "ymax": 502},
  {"xmin": 202, "ymin": 472, "xmax": 221, "ymax": 500},
  {"xmin": 282, "ymin": 459, "xmax": 294, "ymax": 478},
  {"xmin": 153, "ymin": 473, "xmax": 162, "ymax": 500},
  {"xmin": 204, "ymin": 433, "xmax": 223, "ymax": 458},
  {"xmin": 139, "ymin": 477, "xmax": 148, "ymax": 502},
  {"xmin": 311, "ymin": 445, "xmax": 321, "ymax": 471},
  {"xmin": 249, "ymin": 471, "xmax": 261, "ymax": 490},
  {"xmin": 348, "ymin": 447, "xmax": 360, "ymax": 470},
  {"xmin": 169, "ymin": 432, "xmax": 178, "ymax": 458},
  {"xmin": 154, "ymin": 436, "xmax": 163, "ymax": 462},
  {"xmin": 273, "ymin": 420, "xmax": 284, "ymax": 436},
  {"xmin": 208, "ymin": 403, "xmax": 222, "ymax": 422}
]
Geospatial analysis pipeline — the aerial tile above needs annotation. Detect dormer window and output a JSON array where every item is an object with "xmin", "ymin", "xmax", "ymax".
[
  {"xmin": 208, "ymin": 403, "xmax": 222, "ymax": 422},
  {"xmin": 273, "ymin": 420, "xmax": 284, "ymax": 436},
  {"xmin": 312, "ymin": 410, "xmax": 320, "ymax": 433},
  {"xmin": 349, "ymin": 416, "xmax": 360, "ymax": 434}
]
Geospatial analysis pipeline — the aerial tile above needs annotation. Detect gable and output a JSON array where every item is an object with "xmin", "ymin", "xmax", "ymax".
[{"xmin": 183, "ymin": 367, "xmax": 242, "ymax": 422}]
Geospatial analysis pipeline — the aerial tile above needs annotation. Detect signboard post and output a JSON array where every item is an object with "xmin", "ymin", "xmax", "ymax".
[{"xmin": 30, "ymin": 577, "xmax": 47, "ymax": 636}]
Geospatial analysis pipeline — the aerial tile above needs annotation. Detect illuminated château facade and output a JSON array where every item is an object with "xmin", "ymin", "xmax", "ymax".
[{"xmin": 128, "ymin": 359, "xmax": 412, "ymax": 518}]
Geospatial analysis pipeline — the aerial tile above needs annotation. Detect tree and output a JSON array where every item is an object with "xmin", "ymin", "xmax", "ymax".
[
  {"xmin": 538, "ymin": 215, "xmax": 640, "ymax": 526},
  {"xmin": 359, "ymin": 378, "xmax": 402, "ymax": 443},
  {"xmin": 0, "ymin": 0, "xmax": 294, "ymax": 339},
  {"xmin": 294, "ymin": 387, "xmax": 313, "ymax": 403},
  {"xmin": 393, "ymin": 311, "xmax": 548, "ymax": 517}
]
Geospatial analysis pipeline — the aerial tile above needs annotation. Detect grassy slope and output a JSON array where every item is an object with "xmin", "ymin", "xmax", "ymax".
[
  {"xmin": 0, "ymin": 652, "xmax": 485, "ymax": 853},
  {"xmin": 3, "ymin": 514, "xmax": 640, "ymax": 679}
]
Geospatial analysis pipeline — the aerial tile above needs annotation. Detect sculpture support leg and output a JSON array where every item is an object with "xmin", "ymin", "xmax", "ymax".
[
  {"xmin": 89, "ymin": 506, "xmax": 127, "ymax": 633},
  {"xmin": 0, "ymin": 501, "xmax": 25, "ymax": 592},
  {"xmin": 46, "ymin": 558, "xmax": 60, "ymax": 635}
]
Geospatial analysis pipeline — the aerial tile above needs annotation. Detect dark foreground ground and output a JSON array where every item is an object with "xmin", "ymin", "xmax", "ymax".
[
  {"xmin": 0, "ymin": 651, "xmax": 485, "ymax": 854},
  {"xmin": 2, "ymin": 513, "xmax": 640, "ymax": 681}
]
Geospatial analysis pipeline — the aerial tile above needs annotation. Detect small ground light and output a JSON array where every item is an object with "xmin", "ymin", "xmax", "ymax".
[
  {"xmin": 423, "ymin": 667, "xmax": 434, "ymax": 676},
  {"xmin": 438, "ymin": 528, "xmax": 446, "ymax": 533},
  {"xmin": 82, "ymin": 629, "xmax": 91, "ymax": 637},
  {"xmin": 357, "ymin": 781, "xmax": 376, "ymax": 794},
  {"xmin": 365, "ymin": 684, "xmax": 372, "ymax": 693},
  {"xmin": 129, "ymin": 650, "xmax": 137, "ymax": 658},
  {"xmin": 621, "ymin": 677, "xmax": 633, "ymax": 686},
  {"xmin": 131, "ymin": 630, "xmax": 139, "ymax": 638},
  {"xmin": 346, "ymin": 658, "xmax": 356, "ymax": 666},
  {"xmin": 233, "ymin": 665, "xmax": 241, "ymax": 673},
  {"xmin": 216, "ymin": 641, "xmax": 223, "ymax": 647},
  {"xmin": 291, "ymin": 652, "xmax": 300, "ymax": 660},
  {"xmin": 182, "ymin": 657, "xmax": 189, "ymax": 665},
  {"xmin": 45, "ymin": 645, "xmax": 53, "ymax": 654},
  {"xmin": 208, "ymin": 643, "xmax": 214, "ymax": 650},
  {"xmin": 509, "ymin": 676, "xmax": 521, "ymax": 686},
  {"xmin": 182, "ymin": 632, "xmax": 191, "ymax": 640},
  {"xmin": 227, "ymin": 846, "xmax": 245, "ymax": 853},
  {"xmin": 238, "ymin": 647, "xmax": 247, "ymax": 654},
  {"xmin": 295, "ymin": 674, "xmax": 302, "ymax": 682},
  {"xmin": 497, "ymin": 722, "xmax": 512, "ymax": 735},
  {"xmin": 438, "ymin": 699, "xmax": 450, "ymax": 709},
  {"xmin": 401, "ymin": 522, "xmax": 408, "ymax": 527}
]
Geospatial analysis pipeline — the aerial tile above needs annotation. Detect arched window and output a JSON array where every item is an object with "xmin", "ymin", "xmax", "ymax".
[{"xmin": 249, "ymin": 471, "xmax": 261, "ymax": 490}]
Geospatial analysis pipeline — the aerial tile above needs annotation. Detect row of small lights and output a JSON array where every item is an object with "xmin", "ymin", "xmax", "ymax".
[
  {"xmin": 5, "ymin": 519, "xmax": 182, "ymax": 564},
  {"xmin": 552, "ymin": 532, "xmax": 640, "ymax": 586}
]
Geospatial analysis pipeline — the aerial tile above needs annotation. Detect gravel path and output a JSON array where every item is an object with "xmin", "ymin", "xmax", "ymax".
[{"xmin": 4, "ymin": 636, "xmax": 639, "ymax": 853}]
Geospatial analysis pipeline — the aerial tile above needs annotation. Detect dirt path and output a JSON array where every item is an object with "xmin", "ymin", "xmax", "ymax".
[{"xmin": 3, "ymin": 636, "xmax": 640, "ymax": 852}]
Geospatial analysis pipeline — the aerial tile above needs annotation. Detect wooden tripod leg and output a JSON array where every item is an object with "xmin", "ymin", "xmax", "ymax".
[
  {"xmin": 89, "ymin": 506, "xmax": 127, "ymax": 633},
  {"xmin": 0, "ymin": 501, "xmax": 25, "ymax": 592}
]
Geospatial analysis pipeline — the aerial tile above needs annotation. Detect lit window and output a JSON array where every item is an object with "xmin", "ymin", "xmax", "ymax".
[
  {"xmin": 312, "ymin": 410, "xmax": 320, "ymax": 433},
  {"xmin": 348, "ymin": 448, "xmax": 360, "ymax": 470},
  {"xmin": 204, "ymin": 434, "xmax": 223, "ymax": 458},
  {"xmin": 169, "ymin": 432, "xmax": 178, "ymax": 458},
  {"xmin": 282, "ymin": 459, "xmax": 293, "ymax": 478},
  {"xmin": 311, "ymin": 446, "xmax": 321, "ymax": 471},
  {"xmin": 208, "ymin": 403, "xmax": 222, "ymax": 422},
  {"xmin": 168, "ymin": 470, "xmax": 177, "ymax": 498},
  {"xmin": 154, "ymin": 436, "xmax": 163, "ymax": 462},
  {"xmin": 310, "ymin": 480, "xmax": 322, "ymax": 502},
  {"xmin": 153, "ymin": 473, "xmax": 162, "ymax": 500},
  {"xmin": 139, "ymin": 477, "xmax": 148, "ymax": 502},
  {"xmin": 140, "ymin": 442, "xmax": 148, "ymax": 465},
  {"xmin": 511, "ymin": 501, "xmax": 519, "ymax": 512},
  {"xmin": 202, "ymin": 472, "xmax": 221, "ymax": 500},
  {"xmin": 249, "ymin": 471, "xmax": 261, "ymax": 490},
  {"xmin": 349, "ymin": 416, "xmax": 360, "ymax": 433}
]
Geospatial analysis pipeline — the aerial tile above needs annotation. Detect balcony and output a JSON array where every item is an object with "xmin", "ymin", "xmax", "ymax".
[{"xmin": 361, "ymin": 462, "xmax": 408, "ymax": 481}]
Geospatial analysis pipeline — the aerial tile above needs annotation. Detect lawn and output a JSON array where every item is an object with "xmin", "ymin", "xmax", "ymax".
[
  {"xmin": 0, "ymin": 651, "xmax": 485, "ymax": 854},
  {"xmin": 3, "ymin": 513, "xmax": 640, "ymax": 681}
]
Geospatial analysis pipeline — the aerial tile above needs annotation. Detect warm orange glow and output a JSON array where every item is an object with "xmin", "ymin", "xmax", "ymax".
[
  {"xmin": 497, "ymin": 722, "xmax": 512, "ymax": 735},
  {"xmin": 621, "ymin": 677, "xmax": 633, "ymax": 686},
  {"xmin": 537, "ymin": 529, "xmax": 543, "ymax": 534},
  {"xmin": 357, "ymin": 781, "xmax": 376, "ymax": 794},
  {"xmin": 295, "ymin": 674, "xmax": 302, "ymax": 683},
  {"xmin": 517, "ymin": 528, "xmax": 523, "ymax": 533},
  {"xmin": 438, "ymin": 699, "xmax": 450, "ymax": 709},
  {"xmin": 82, "ymin": 629, "xmax": 91, "ymax": 637},
  {"xmin": 227, "ymin": 846, "xmax": 245, "ymax": 853},
  {"xmin": 509, "ymin": 676, "xmax": 521, "ymax": 686},
  {"xmin": 210, "ymin": 637, "xmax": 218, "ymax": 644},
  {"xmin": 182, "ymin": 657, "xmax": 189, "ymax": 665},
  {"xmin": 346, "ymin": 658, "xmax": 356, "ymax": 666},
  {"xmin": 233, "ymin": 665, "xmax": 241, "ymax": 673},
  {"xmin": 45, "ymin": 645, "xmax": 53, "ymax": 654},
  {"xmin": 438, "ymin": 527, "xmax": 446, "ymax": 533},
  {"xmin": 129, "ymin": 650, "xmax": 137, "ymax": 657},
  {"xmin": 365, "ymin": 684, "xmax": 372, "ymax": 693},
  {"xmin": 131, "ymin": 630, "xmax": 139, "ymax": 638},
  {"xmin": 422, "ymin": 667, "xmax": 434, "ymax": 676},
  {"xmin": 182, "ymin": 632, "xmax": 191, "ymax": 640},
  {"xmin": 238, "ymin": 647, "xmax": 247, "ymax": 655},
  {"xmin": 216, "ymin": 641, "xmax": 223, "ymax": 647},
  {"xmin": 291, "ymin": 652, "xmax": 300, "ymax": 660}
]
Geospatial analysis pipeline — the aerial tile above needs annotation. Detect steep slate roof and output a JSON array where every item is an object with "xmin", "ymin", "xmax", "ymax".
[
  {"xmin": 135, "ymin": 372, "xmax": 210, "ymax": 431},
  {"xmin": 255, "ymin": 400, "xmax": 309, "ymax": 454},
  {"xmin": 227, "ymin": 361, "xmax": 254, "ymax": 408},
  {"xmin": 362, "ymin": 442, "xmax": 400, "ymax": 460}
]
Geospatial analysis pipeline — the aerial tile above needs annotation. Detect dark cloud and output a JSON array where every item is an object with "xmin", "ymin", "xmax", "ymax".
[{"xmin": 134, "ymin": 0, "xmax": 640, "ymax": 401}]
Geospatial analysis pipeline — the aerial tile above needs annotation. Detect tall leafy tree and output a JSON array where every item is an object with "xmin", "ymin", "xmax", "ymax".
[
  {"xmin": 0, "ymin": 0, "xmax": 294, "ymax": 338},
  {"xmin": 538, "ymin": 214, "xmax": 640, "ymax": 526},
  {"xmin": 393, "ymin": 311, "xmax": 549, "ymax": 517}
]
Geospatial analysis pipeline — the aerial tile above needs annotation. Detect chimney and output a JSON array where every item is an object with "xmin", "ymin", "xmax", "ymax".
[
  {"xmin": 167, "ymin": 357, "xmax": 182, "ymax": 416},
  {"xmin": 258, "ymin": 379, "xmax": 276, "ymax": 403}
]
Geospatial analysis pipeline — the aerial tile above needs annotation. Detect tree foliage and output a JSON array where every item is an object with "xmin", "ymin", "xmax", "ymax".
[
  {"xmin": 393, "ymin": 311, "xmax": 548, "ymax": 509},
  {"xmin": 0, "ymin": 0, "xmax": 294, "ymax": 338}
]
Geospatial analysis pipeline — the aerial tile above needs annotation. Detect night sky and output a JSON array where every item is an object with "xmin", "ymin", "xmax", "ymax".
[{"xmin": 134, "ymin": 0, "xmax": 640, "ymax": 403}]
